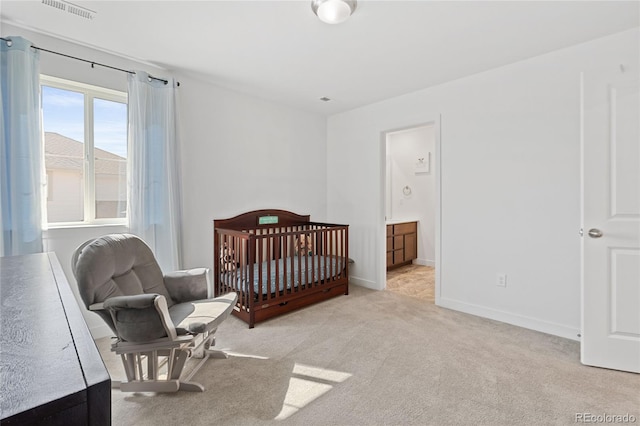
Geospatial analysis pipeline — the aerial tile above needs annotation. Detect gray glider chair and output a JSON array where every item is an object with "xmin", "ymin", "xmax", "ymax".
[{"xmin": 72, "ymin": 233, "xmax": 237, "ymax": 393}]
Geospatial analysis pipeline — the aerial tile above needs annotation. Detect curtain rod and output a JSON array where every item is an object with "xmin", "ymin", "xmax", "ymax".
[{"xmin": 0, "ymin": 36, "xmax": 179, "ymax": 87}]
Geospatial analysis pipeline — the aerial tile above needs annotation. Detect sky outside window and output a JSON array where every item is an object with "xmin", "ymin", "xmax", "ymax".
[
  {"xmin": 42, "ymin": 85, "xmax": 84, "ymax": 142},
  {"xmin": 94, "ymin": 97, "xmax": 127, "ymax": 158},
  {"xmin": 42, "ymin": 86, "xmax": 127, "ymax": 157}
]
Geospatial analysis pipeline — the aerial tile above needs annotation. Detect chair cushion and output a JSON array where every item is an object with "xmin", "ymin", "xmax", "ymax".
[
  {"xmin": 169, "ymin": 293, "xmax": 237, "ymax": 335},
  {"xmin": 75, "ymin": 234, "xmax": 175, "ymax": 309},
  {"xmin": 164, "ymin": 268, "xmax": 209, "ymax": 303},
  {"xmin": 105, "ymin": 294, "xmax": 168, "ymax": 342}
]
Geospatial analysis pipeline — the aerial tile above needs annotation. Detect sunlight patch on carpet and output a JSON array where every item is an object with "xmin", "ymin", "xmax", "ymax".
[
  {"xmin": 292, "ymin": 363, "xmax": 352, "ymax": 383},
  {"xmin": 223, "ymin": 351, "xmax": 270, "ymax": 360},
  {"xmin": 274, "ymin": 363, "xmax": 352, "ymax": 420}
]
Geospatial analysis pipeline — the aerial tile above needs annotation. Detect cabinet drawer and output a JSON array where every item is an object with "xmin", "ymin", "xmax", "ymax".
[
  {"xmin": 393, "ymin": 235, "xmax": 404, "ymax": 249},
  {"xmin": 386, "ymin": 225, "xmax": 393, "ymax": 236},
  {"xmin": 394, "ymin": 222, "xmax": 416, "ymax": 235},
  {"xmin": 393, "ymin": 250, "xmax": 404, "ymax": 265},
  {"xmin": 404, "ymin": 232, "xmax": 417, "ymax": 261},
  {"xmin": 387, "ymin": 251, "xmax": 393, "ymax": 266},
  {"xmin": 386, "ymin": 237, "xmax": 393, "ymax": 251}
]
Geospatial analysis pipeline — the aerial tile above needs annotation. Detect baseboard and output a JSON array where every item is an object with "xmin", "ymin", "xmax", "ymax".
[
  {"xmin": 437, "ymin": 297, "xmax": 580, "ymax": 341},
  {"xmin": 349, "ymin": 275, "xmax": 378, "ymax": 290},
  {"xmin": 413, "ymin": 258, "xmax": 435, "ymax": 267}
]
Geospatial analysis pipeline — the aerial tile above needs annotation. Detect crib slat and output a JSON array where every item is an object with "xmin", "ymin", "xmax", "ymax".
[
  {"xmin": 284, "ymin": 234, "xmax": 289, "ymax": 297},
  {"xmin": 331, "ymin": 228, "xmax": 335, "ymax": 280},
  {"xmin": 301, "ymin": 225, "xmax": 307, "ymax": 289},
  {"xmin": 323, "ymin": 228, "xmax": 328, "ymax": 283},
  {"xmin": 275, "ymin": 234, "xmax": 280, "ymax": 300},
  {"xmin": 232, "ymin": 235, "xmax": 238, "ymax": 299},
  {"xmin": 303, "ymin": 226, "xmax": 308, "ymax": 288},
  {"xmin": 336, "ymin": 228, "xmax": 340, "ymax": 277},
  {"xmin": 267, "ymin": 235, "xmax": 274, "ymax": 299},
  {"xmin": 258, "ymin": 237, "xmax": 264, "ymax": 300},
  {"xmin": 235, "ymin": 236, "xmax": 241, "ymax": 308},
  {"xmin": 311, "ymin": 227, "xmax": 316, "ymax": 286},
  {"xmin": 248, "ymin": 235, "xmax": 256, "ymax": 326},
  {"xmin": 288, "ymin": 234, "xmax": 298, "ymax": 291},
  {"xmin": 306, "ymin": 227, "xmax": 312, "ymax": 286},
  {"xmin": 335, "ymin": 228, "xmax": 340, "ymax": 277},
  {"xmin": 309, "ymin": 226, "xmax": 314, "ymax": 286},
  {"xmin": 339, "ymin": 228, "xmax": 344, "ymax": 277},
  {"xmin": 297, "ymin": 227, "xmax": 302, "ymax": 290},
  {"xmin": 235, "ymin": 235, "xmax": 241, "ymax": 310}
]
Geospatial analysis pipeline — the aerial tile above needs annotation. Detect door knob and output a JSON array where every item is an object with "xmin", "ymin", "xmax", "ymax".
[{"xmin": 588, "ymin": 228, "xmax": 603, "ymax": 238}]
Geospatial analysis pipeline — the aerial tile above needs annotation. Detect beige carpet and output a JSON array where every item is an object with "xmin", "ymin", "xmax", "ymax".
[
  {"xmin": 386, "ymin": 264, "xmax": 435, "ymax": 302},
  {"xmin": 98, "ymin": 285, "xmax": 639, "ymax": 426}
]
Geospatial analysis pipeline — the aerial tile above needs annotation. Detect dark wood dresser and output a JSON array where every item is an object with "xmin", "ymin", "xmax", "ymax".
[
  {"xmin": 0, "ymin": 252, "xmax": 111, "ymax": 425},
  {"xmin": 386, "ymin": 221, "xmax": 418, "ymax": 269}
]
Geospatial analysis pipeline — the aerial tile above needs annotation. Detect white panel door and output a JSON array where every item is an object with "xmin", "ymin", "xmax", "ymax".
[{"xmin": 581, "ymin": 61, "xmax": 640, "ymax": 373}]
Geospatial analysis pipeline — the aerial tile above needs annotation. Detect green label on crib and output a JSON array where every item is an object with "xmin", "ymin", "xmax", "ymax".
[{"xmin": 258, "ymin": 215, "xmax": 279, "ymax": 225}]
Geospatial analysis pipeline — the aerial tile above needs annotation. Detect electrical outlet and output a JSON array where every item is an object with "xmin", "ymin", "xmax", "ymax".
[{"xmin": 497, "ymin": 273, "xmax": 507, "ymax": 287}]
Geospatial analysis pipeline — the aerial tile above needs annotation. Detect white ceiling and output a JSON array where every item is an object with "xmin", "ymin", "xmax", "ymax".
[{"xmin": 1, "ymin": 1, "xmax": 638, "ymax": 115}]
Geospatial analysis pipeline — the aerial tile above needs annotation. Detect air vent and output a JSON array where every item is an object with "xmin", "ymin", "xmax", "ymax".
[
  {"xmin": 42, "ymin": 0, "xmax": 65, "ymax": 10},
  {"xmin": 67, "ymin": 4, "xmax": 94, "ymax": 19},
  {"xmin": 41, "ymin": 0, "xmax": 96, "ymax": 20}
]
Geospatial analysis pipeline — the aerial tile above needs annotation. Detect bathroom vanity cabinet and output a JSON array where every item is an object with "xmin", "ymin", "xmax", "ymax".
[{"xmin": 386, "ymin": 221, "xmax": 417, "ymax": 269}]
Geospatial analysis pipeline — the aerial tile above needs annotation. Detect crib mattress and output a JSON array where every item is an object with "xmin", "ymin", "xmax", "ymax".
[{"xmin": 222, "ymin": 255, "xmax": 345, "ymax": 295}]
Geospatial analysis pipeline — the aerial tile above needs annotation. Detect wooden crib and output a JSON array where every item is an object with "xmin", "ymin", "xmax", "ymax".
[{"xmin": 214, "ymin": 209, "xmax": 349, "ymax": 328}]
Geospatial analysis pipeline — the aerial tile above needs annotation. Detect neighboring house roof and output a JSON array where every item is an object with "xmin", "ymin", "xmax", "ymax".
[{"xmin": 45, "ymin": 132, "xmax": 126, "ymax": 175}]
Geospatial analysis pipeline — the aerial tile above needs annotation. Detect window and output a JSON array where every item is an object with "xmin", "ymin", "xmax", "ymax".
[{"xmin": 41, "ymin": 76, "xmax": 128, "ymax": 225}]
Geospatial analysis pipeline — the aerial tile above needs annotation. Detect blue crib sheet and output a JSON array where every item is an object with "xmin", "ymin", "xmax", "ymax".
[{"xmin": 223, "ymin": 255, "xmax": 345, "ymax": 295}]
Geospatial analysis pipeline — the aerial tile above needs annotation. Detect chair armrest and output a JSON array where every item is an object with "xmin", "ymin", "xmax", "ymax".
[
  {"xmin": 104, "ymin": 293, "xmax": 158, "ymax": 310},
  {"xmin": 104, "ymin": 294, "xmax": 178, "ymax": 342},
  {"xmin": 89, "ymin": 302, "xmax": 104, "ymax": 311},
  {"xmin": 164, "ymin": 268, "xmax": 210, "ymax": 303}
]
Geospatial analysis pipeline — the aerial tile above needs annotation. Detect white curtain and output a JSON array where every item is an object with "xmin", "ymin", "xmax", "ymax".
[
  {"xmin": 127, "ymin": 71, "xmax": 182, "ymax": 272},
  {"xmin": 0, "ymin": 36, "xmax": 44, "ymax": 257}
]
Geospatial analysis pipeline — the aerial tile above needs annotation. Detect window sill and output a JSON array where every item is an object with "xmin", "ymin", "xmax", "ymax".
[{"xmin": 45, "ymin": 222, "xmax": 128, "ymax": 231}]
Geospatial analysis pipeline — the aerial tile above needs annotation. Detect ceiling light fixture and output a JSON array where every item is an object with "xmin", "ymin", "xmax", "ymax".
[{"xmin": 311, "ymin": 0, "xmax": 357, "ymax": 24}]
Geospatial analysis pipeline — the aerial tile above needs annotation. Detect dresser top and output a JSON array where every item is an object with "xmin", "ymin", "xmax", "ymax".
[{"xmin": 0, "ymin": 253, "xmax": 109, "ymax": 421}]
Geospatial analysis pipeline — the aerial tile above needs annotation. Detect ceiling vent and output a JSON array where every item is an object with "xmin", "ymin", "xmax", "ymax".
[{"xmin": 41, "ymin": 0, "xmax": 95, "ymax": 20}]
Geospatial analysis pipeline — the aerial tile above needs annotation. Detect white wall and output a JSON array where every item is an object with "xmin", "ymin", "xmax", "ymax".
[
  {"xmin": 175, "ymin": 71, "xmax": 327, "ymax": 272},
  {"xmin": 327, "ymin": 28, "xmax": 639, "ymax": 340},
  {"xmin": 4, "ymin": 23, "xmax": 327, "ymax": 338},
  {"xmin": 387, "ymin": 125, "xmax": 436, "ymax": 265}
]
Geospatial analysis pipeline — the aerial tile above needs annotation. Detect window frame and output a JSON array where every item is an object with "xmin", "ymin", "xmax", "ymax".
[{"xmin": 41, "ymin": 75, "xmax": 128, "ymax": 228}]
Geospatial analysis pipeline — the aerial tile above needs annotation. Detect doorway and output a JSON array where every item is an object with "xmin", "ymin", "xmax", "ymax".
[{"xmin": 381, "ymin": 121, "xmax": 440, "ymax": 303}]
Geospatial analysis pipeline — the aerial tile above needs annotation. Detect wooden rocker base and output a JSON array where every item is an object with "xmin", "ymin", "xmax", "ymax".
[
  {"xmin": 112, "ymin": 379, "xmax": 206, "ymax": 393},
  {"xmin": 111, "ymin": 331, "xmax": 228, "ymax": 393}
]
